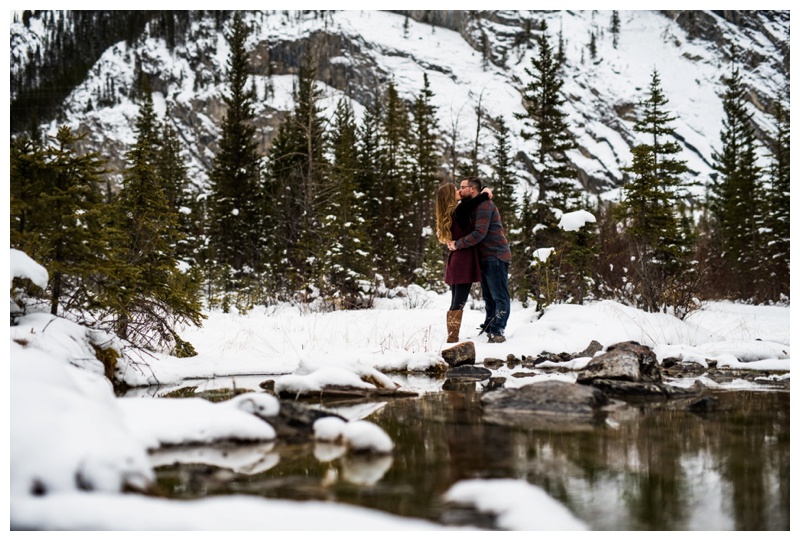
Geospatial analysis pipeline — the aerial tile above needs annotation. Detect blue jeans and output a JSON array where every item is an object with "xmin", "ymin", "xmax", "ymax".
[{"xmin": 479, "ymin": 258, "xmax": 510, "ymax": 336}]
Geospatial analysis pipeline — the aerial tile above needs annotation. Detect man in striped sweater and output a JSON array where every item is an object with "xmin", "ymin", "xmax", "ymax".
[{"xmin": 447, "ymin": 177, "xmax": 512, "ymax": 343}]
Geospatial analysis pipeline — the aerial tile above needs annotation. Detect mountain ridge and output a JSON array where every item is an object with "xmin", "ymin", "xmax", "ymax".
[{"xmin": 9, "ymin": 10, "xmax": 790, "ymax": 201}]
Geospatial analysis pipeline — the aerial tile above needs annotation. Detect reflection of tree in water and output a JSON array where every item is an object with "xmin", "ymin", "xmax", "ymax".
[
  {"xmin": 151, "ymin": 387, "xmax": 788, "ymax": 529},
  {"xmin": 444, "ymin": 383, "xmax": 490, "ymax": 478},
  {"xmin": 619, "ymin": 408, "xmax": 691, "ymax": 529},
  {"xmin": 466, "ymin": 390, "xmax": 789, "ymax": 530},
  {"xmin": 711, "ymin": 392, "xmax": 790, "ymax": 530}
]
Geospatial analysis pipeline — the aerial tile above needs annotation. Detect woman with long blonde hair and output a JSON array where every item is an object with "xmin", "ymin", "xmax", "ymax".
[{"xmin": 435, "ymin": 180, "xmax": 491, "ymax": 342}]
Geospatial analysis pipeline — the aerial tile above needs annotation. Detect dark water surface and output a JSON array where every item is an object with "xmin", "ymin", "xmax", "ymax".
[{"xmin": 152, "ymin": 387, "xmax": 789, "ymax": 530}]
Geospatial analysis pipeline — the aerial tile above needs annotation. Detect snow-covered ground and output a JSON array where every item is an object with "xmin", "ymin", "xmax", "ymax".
[{"xmin": 8, "ymin": 250, "xmax": 791, "ymax": 530}]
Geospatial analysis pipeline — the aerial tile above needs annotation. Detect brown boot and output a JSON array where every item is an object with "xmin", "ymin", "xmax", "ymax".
[{"xmin": 446, "ymin": 310, "xmax": 463, "ymax": 343}]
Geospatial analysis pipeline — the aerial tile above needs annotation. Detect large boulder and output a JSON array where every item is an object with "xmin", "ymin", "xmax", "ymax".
[
  {"xmin": 576, "ymin": 341, "xmax": 662, "ymax": 385},
  {"xmin": 481, "ymin": 380, "xmax": 609, "ymax": 415},
  {"xmin": 441, "ymin": 341, "xmax": 476, "ymax": 367},
  {"xmin": 480, "ymin": 380, "xmax": 610, "ymax": 431}
]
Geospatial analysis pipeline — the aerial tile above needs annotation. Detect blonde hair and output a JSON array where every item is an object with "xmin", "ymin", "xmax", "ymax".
[{"xmin": 435, "ymin": 183, "xmax": 458, "ymax": 244}]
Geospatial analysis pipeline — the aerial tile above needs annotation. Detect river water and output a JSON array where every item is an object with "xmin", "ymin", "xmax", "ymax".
[{"xmin": 145, "ymin": 378, "xmax": 789, "ymax": 531}]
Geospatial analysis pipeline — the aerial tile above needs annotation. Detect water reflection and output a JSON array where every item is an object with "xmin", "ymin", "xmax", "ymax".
[
  {"xmin": 340, "ymin": 454, "xmax": 394, "ymax": 486},
  {"xmin": 152, "ymin": 388, "xmax": 789, "ymax": 530},
  {"xmin": 150, "ymin": 442, "xmax": 279, "ymax": 475}
]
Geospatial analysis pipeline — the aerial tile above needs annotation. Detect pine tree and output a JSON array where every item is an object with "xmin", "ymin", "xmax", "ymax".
[
  {"xmin": 407, "ymin": 73, "xmax": 441, "ymax": 276},
  {"xmin": 266, "ymin": 48, "xmax": 329, "ymax": 298},
  {"xmin": 560, "ymin": 215, "xmax": 598, "ymax": 305},
  {"xmin": 710, "ymin": 62, "xmax": 763, "ymax": 300},
  {"xmin": 263, "ymin": 120, "xmax": 296, "ymax": 297},
  {"xmin": 291, "ymin": 49, "xmax": 329, "ymax": 296},
  {"xmin": 514, "ymin": 20, "xmax": 581, "ymax": 305},
  {"xmin": 10, "ymin": 127, "xmax": 110, "ymax": 316},
  {"xmin": 489, "ymin": 115, "xmax": 518, "ymax": 225},
  {"xmin": 323, "ymin": 98, "xmax": 372, "ymax": 307},
  {"xmin": 379, "ymin": 80, "xmax": 412, "ymax": 284},
  {"xmin": 10, "ymin": 135, "xmax": 48, "ymax": 254},
  {"xmin": 511, "ymin": 191, "xmax": 537, "ymax": 306},
  {"xmin": 611, "ymin": 11, "xmax": 620, "ymax": 49},
  {"xmin": 207, "ymin": 12, "xmax": 263, "ymax": 301},
  {"xmin": 588, "ymin": 31, "xmax": 597, "ymax": 61},
  {"xmin": 515, "ymin": 20, "xmax": 579, "ymax": 220},
  {"xmin": 763, "ymin": 88, "xmax": 790, "ymax": 301},
  {"xmin": 480, "ymin": 30, "xmax": 491, "ymax": 71},
  {"xmin": 156, "ymin": 111, "xmax": 201, "ymax": 267},
  {"xmin": 108, "ymin": 91, "xmax": 204, "ymax": 354},
  {"xmin": 615, "ymin": 69, "xmax": 691, "ymax": 312},
  {"xmin": 355, "ymin": 98, "xmax": 384, "ymax": 280}
]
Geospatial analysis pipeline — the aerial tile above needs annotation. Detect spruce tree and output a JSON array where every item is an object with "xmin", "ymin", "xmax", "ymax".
[
  {"xmin": 355, "ymin": 98, "xmax": 384, "ymax": 277},
  {"xmin": 266, "ymin": 49, "xmax": 328, "ymax": 298},
  {"xmin": 407, "ymin": 73, "xmax": 441, "ymax": 275},
  {"xmin": 157, "ymin": 112, "xmax": 201, "ymax": 267},
  {"xmin": 10, "ymin": 127, "xmax": 110, "ymax": 316},
  {"xmin": 109, "ymin": 91, "xmax": 203, "ymax": 354},
  {"xmin": 489, "ymin": 115, "xmax": 518, "ymax": 225},
  {"xmin": 207, "ymin": 12, "xmax": 263, "ymax": 300},
  {"xmin": 379, "ymin": 80, "xmax": 411, "ymax": 284},
  {"xmin": 588, "ymin": 31, "xmax": 597, "ymax": 61},
  {"xmin": 10, "ymin": 135, "xmax": 48, "ymax": 255},
  {"xmin": 560, "ymin": 215, "xmax": 598, "ymax": 305},
  {"xmin": 511, "ymin": 191, "xmax": 537, "ymax": 306},
  {"xmin": 323, "ymin": 98, "xmax": 372, "ymax": 307},
  {"xmin": 515, "ymin": 20, "xmax": 582, "ymax": 306},
  {"xmin": 611, "ymin": 11, "xmax": 620, "ymax": 49},
  {"xmin": 615, "ymin": 69, "xmax": 691, "ymax": 312},
  {"xmin": 710, "ymin": 63, "xmax": 763, "ymax": 300},
  {"xmin": 291, "ymin": 50, "xmax": 329, "ymax": 295},
  {"xmin": 263, "ymin": 120, "xmax": 296, "ymax": 297},
  {"xmin": 515, "ymin": 20, "xmax": 578, "ymax": 222},
  {"xmin": 763, "ymin": 89, "xmax": 790, "ymax": 301}
]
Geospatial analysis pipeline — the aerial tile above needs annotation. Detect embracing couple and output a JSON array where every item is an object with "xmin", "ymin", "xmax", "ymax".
[{"xmin": 435, "ymin": 177, "xmax": 511, "ymax": 344}]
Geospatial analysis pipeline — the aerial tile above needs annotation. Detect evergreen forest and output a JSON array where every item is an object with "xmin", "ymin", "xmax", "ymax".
[{"xmin": 10, "ymin": 11, "xmax": 790, "ymax": 357}]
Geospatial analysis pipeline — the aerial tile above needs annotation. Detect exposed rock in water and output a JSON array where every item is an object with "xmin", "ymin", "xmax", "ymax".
[
  {"xmin": 483, "ymin": 357, "xmax": 504, "ymax": 369},
  {"xmin": 686, "ymin": 395, "xmax": 721, "ymax": 413},
  {"xmin": 481, "ymin": 380, "xmax": 611, "ymax": 431},
  {"xmin": 523, "ymin": 351, "xmax": 572, "ymax": 367},
  {"xmin": 444, "ymin": 365, "xmax": 492, "ymax": 381},
  {"xmin": 441, "ymin": 341, "xmax": 476, "ymax": 367},
  {"xmin": 483, "ymin": 377, "xmax": 506, "ymax": 391},
  {"xmin": 510, "ymin": 371, "xmax": 541, "ymax": 379},
  {"xmin": 576, "ymin": 341, "xmax": 662, "ymax": 385},
  {"xmin": 442, "ymin": 379, "xmax": 478, "ymax": 392},
  {"xmin": 588, "ymin": 378, "xmax": 704, "ymax": 400},
  {"xmin": 661, "ymin": 360, "xmax": 708, "ymax": 377},
  {"xmin": 482, "ymin": 380, "xmax": 609, "ymax": 414}
]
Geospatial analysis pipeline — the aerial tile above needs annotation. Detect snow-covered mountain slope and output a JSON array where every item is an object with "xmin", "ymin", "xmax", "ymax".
[{"xmin": 9, "ymin": 10, "xmax": 789, "ymax": 202}]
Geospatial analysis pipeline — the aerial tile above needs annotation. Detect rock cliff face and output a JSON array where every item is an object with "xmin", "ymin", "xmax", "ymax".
[{"xmin": 11, "ymin": 10, "xmax": 789, "ymax": 195}]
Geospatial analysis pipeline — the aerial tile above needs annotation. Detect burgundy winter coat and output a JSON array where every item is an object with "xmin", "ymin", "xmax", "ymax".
[{"xmin": 444, "ymin": 192, "xmax": 489, "ymax": 285}]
